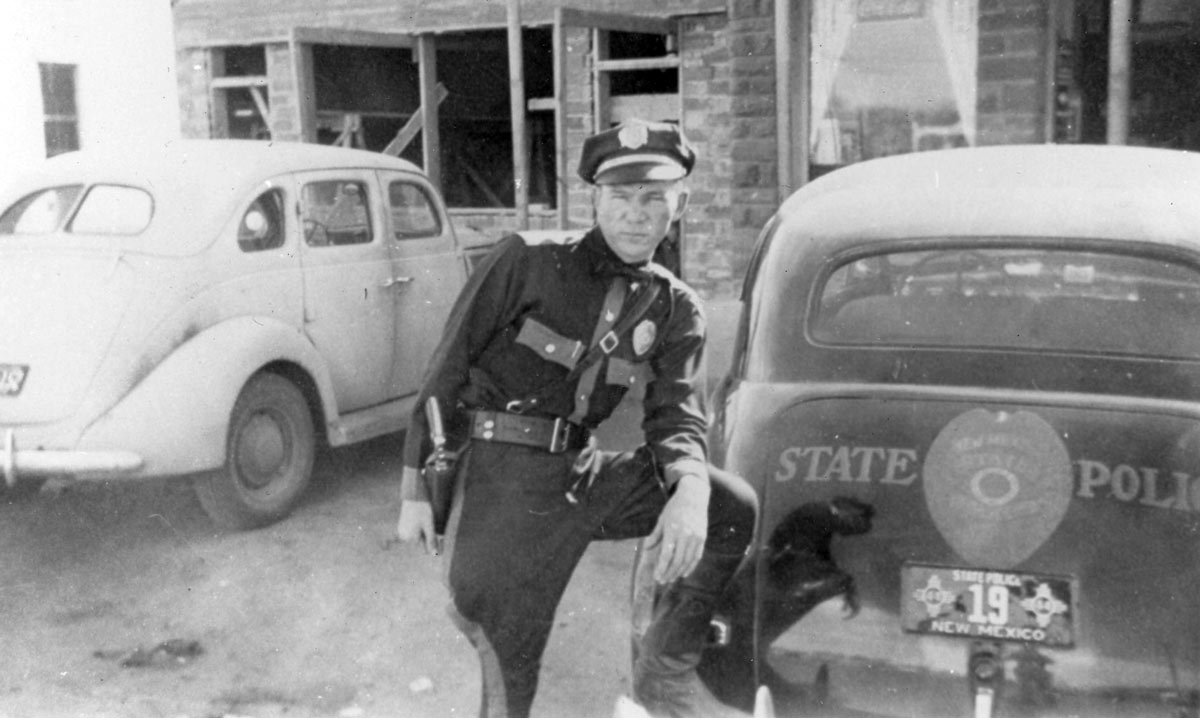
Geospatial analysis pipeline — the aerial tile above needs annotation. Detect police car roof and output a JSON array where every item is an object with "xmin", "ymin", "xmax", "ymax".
[{"xmin": 777, "ymin": 144, "xmax": 1200, "ymax": 250}]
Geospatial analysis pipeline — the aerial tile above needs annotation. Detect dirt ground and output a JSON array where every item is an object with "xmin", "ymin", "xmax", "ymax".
[
  {"xmin": 0, "ymin": 300, "xmax": 740, "ymax": 718},
  {"xmin": 0, "ymin": 432, "xmax": 639, "ymax": 718}
]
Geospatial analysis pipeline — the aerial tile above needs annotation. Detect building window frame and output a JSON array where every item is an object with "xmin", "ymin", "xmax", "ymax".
[{"xmin": 211, "ymin": 45, "xmax": 271, "ymax": 140}]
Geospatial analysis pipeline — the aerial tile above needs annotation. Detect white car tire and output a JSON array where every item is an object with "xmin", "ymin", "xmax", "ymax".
[{"xmin": 195, "ymin": 372, "xmax": 315, "ymax": 530}]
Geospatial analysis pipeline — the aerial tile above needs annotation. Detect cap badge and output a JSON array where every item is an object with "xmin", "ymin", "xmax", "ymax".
[
  {"xmin": 618, "ymin": 123, "xmax": 649, "ymax": 150},
  {"xmin": 633, "ymin": 320, "xmax": 657, "ymax": 356}
]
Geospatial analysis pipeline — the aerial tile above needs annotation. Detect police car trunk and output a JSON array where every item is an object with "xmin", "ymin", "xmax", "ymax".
[{"xmin": 706, "ymin": 146, "xmax": 1200, "ymax": 718}]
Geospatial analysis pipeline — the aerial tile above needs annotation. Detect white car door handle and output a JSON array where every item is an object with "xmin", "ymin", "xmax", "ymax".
[{"xmin": 381, "ymin": 276, "xmax": 415, "ymax": 288}]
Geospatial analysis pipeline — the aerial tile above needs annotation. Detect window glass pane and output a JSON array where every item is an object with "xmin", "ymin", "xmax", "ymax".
[
  {"xmin": 301, "ymin": 180, "xmax": 372, "ymax": 246},
  {"xmin": 387, "ymin": 181, "xmax": 441, "ymax": 239},
  {"xmin": 812, "ymin": 246, "xmax": 1200, "ymax": 359},
  {"xmin": 810, "ymin": 0, "xmax": 978, "ymax": 177},
  {"xmin": 39, "ymin": 63, "xmax": 77, "ymax": 115},
  {"xmin": 0, "ymin": 185, "xmax": 84, "ymax": 235},
  {"xmin": 238, "ymin": 190, "xmax": 286, "ymax": 252},
  {"xmin": 68, "ymin": 185, "xmax": 154, "ymax": 235},
  {"xmin": 218, "ymin": 45, "xmax": 266, "ymax": 77},
  {"xmin": 44, "ymin": 120, "xmax": 79, "ymax": 157}
]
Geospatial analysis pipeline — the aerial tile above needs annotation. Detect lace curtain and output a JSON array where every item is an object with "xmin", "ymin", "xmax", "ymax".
[{"xmin": 809, "ymin": 0, "xmax": 980, "ymax": 157}]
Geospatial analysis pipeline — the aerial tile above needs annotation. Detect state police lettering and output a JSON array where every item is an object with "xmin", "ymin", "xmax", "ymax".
[
  {"xmin": 774, "ymin": 445, "xmax": 919, "ymax": 485},
  {"xmin": 774, "ymin": 443, "xmax": 1200, "ymax": 513}
]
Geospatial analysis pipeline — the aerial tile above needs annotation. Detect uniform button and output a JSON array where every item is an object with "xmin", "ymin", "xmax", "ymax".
[
  {"xmin": 483, "ymin": 430, "xmax": 494, "ymax": 440},
  {"xmin": 605, "ymin": 310, "xmax": 615, "ymax": 321},
  {"xmin": 579, "ymin": 394, "xmax": 587, "ymax": 401},
  {"xmin": 484, "ymin": 420, "xmax": 495, "ymax": 429},
  {"xmin": 546, "ymin": 344, "xmax": 556, "ymax": 353}
]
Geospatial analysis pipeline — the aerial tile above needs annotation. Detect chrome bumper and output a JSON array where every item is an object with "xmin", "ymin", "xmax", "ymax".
[{"xmin": 2, "ymin": 428, "xmax": 143, "ymax": 487}]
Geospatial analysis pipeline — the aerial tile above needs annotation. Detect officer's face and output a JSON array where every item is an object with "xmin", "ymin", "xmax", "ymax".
[{"xmin": 594, "ymin": 180, "xmax": 688, "ymax": 264}]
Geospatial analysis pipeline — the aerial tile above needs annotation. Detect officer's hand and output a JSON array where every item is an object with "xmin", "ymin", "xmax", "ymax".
[
  {"xmin": 397, "ymin": 500, "xmax": 442, "ymax": 556},
  {"xmin": 647, "ymin": 474, "xmax": 709, "ymax": 584}
]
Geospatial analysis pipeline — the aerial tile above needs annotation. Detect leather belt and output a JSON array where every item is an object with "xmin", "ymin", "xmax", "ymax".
[{"xmin": 469, "ymin": 410, "xmax": 589, "ymax": 453}]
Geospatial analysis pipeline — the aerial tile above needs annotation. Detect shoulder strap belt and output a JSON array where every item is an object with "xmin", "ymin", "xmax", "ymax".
[
  {"xmin": 568, "ymin": 279, "xmax": 628, "ymax": 422},
  {"xmin": 506, "ymin": 278, "xmax": 662, "ymax": 416}
]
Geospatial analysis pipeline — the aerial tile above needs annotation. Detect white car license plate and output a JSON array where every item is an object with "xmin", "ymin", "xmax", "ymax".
[{"xmin": 901, "ymin": 562, "xmax": 1076, "ymax": 647}]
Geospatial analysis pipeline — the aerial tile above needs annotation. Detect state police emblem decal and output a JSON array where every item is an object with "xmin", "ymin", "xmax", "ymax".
[{"xmin": 632, "ymin": 320, "xmax": 657, "ymax": 356}]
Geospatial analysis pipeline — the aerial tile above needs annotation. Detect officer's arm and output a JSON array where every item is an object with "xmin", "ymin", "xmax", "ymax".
[
  {"xmin": 399, "ymin": 234, "xmax": 527, "ymax": 474},
  {"xmin": 642, "ymin": 294, "xmax": 709, "ymax": 487},
  {"xmin": 642, "ymin": 293, "xmax": 710, "ymax": 582}
]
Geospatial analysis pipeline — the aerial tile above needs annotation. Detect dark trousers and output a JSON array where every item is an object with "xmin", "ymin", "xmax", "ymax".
[{"xmin": 443, "ymin": 439, "xmax": 756, "ymax": 718}]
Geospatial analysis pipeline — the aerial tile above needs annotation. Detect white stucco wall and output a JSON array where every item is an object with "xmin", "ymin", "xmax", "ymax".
[{"xmin": 0, "ymin": 0, "xmax": 181, "ymax": 181}]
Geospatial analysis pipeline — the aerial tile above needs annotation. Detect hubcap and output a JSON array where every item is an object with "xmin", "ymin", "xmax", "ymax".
[{"xmin": 236, "ymin": 410, "xmax": 288, "ymax": 489}]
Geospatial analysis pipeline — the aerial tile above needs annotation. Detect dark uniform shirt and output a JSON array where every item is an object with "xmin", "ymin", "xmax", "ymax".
[{"xmin": 400, "ymin": 227, "xmax": 709, "ymax": 502}]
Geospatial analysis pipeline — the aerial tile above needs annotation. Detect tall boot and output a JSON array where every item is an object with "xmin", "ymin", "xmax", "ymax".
[{"xmin": 633, "ymin": 551, "xmax": 746, "ymax": 718}]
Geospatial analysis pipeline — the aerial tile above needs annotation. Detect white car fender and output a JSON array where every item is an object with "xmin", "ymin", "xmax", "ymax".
[{"xmin": 75, "ymin": 316, "xmax": 338, "ymax": 478}]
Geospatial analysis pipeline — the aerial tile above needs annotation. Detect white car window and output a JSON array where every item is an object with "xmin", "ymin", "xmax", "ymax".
[
  {"xmin": 301, "ymin": 180, "xmax": 372, "ymax": 246},
  {"xmin": 387, "ymin": 181, "xmax": 441, "ymax": 239},
  {"xmin": 238, "ymin": 189, "xmax": 286, "ymax": 252},
  {"xmin": 0, "ymin": 185, "xmax": 84, "ymax": 235},
  {"xmin": 69, "ymin": 185, "xmax": 153, "ymax": 235}
]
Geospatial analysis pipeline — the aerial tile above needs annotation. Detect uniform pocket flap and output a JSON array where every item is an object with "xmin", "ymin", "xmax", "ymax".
[{"xmin": 515, "ymin": 318, "xmax": 584, "ymax": 369}]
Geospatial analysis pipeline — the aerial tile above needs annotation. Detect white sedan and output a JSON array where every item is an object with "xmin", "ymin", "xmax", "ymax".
[{"xmin": 0, "ymin": 140, "xmax": 475, "ymax": 529}]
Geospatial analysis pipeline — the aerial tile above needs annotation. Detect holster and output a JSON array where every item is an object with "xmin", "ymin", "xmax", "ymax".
[{"xmin": 423, "ymin": 446, "xmax": 461, "ymax": 535}]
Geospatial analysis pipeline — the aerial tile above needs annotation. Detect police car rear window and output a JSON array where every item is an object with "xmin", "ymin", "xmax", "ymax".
[{"xmin": 812, "ymin": 247, "xmax": 1200, "ymax": 359}]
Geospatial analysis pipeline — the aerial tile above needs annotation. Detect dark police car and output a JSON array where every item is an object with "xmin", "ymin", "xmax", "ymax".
[{"xmin": 633, "ymin": 145, "xmax": 1200, "ymax": 718}]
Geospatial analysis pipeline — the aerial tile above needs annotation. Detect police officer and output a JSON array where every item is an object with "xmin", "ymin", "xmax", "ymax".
[{"xmin": 396, "ymin": 119, "xmax": 756, "ymax": 718}]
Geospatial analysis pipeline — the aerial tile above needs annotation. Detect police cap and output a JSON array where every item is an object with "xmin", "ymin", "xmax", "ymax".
[{"xmin": 577, "ymin": 120, "xmax": 696, "ymax": 185}]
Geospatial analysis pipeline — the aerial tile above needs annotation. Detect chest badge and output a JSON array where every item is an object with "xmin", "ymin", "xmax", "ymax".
[{"xmin": 632, "ymin": 320, "xmax": 657, "ymax": 356}]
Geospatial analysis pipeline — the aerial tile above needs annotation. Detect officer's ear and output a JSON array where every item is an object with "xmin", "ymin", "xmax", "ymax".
[{"xmin": 670, "ymin": 186, "xmax": 690, "ymax": 222}]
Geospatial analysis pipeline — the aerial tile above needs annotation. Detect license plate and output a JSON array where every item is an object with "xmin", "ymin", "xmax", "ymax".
[
  {"xmin": 0, "ymin": 364, "xmax": 28, "ymax": 397},
  {"xmin": 901, "ymin": 563, "xmax": 1076, "ymax": 647}
]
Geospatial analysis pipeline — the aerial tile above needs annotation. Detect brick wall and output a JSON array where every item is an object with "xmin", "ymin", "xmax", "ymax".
[
  {"xmin": 716, "ymin": 0, "xmax": 776, "ymax": 299},
  {"xmin": 564, "ymin": 25, "xmax": 598, "ymax": 230},
  {"xmin": 265, "ymin": 43, "xmax": 302, "ymax": 142},
  {"xmin": 977, "ymin": 0, "xmax": 1050, "ymax": 145},
  {"xmin": 680, "ymin": 12, "xmax": 736, "ymax": 296}
]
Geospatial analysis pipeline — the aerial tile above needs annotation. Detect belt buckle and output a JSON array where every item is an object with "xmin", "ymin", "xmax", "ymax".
[{"xmin": 549, "ymin": 417, "xmax": 571, "ymax": 453}]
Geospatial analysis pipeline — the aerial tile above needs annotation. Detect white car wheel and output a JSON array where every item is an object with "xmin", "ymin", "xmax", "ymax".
[{"xmin": 195, "ymin": 372, "xmax": 315, "ymax": 530}]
